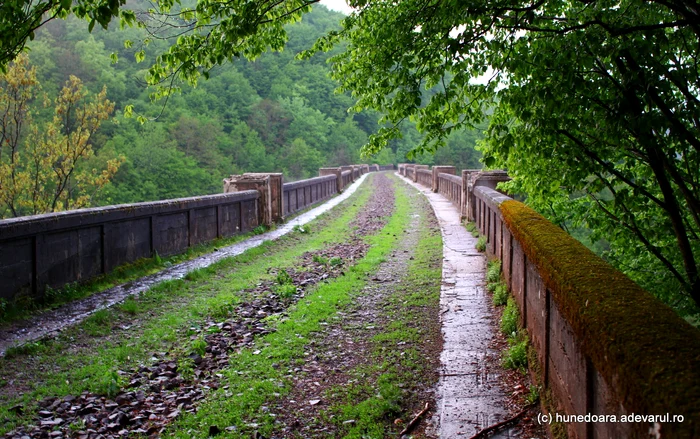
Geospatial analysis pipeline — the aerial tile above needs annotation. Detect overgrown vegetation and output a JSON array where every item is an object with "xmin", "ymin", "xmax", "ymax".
[
  {"xmin": 328, "ymin": 191, "xmax": 441, "ymax": 438},
  {"xmin": 476, "ymin": 236, "xmax": 487, "ymax": 253},
  {"xmin": 0, "ymin": 175, "xmax": 375, "ymax": 435},
  {"xmin": 486, "ymin": 259, "xmax": 530, "ymax": 373},
  {"xmin": 161, "ymin": 175, "xmax": 426, "ymax": 437},
  {"xmin": 486, "ymin": 260, "xmax": 508, "ymax": 306},
  {"xmin": 464, "ymin": 221, "xmax": 479, "ymax": 238}
]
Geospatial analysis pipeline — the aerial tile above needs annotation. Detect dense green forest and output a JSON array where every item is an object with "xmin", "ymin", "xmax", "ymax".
[{"xmin": 4, "ymin": 4, "xmax": 481, "ymax": 210}]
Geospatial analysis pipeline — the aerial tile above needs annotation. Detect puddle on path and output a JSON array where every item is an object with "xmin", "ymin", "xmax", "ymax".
[
  {"xmin": 398, "ymin": 174, "xmax": 517, "ymax": 439},
  {"xmin": 0, "ymin": 175, "xmax": 368, "ymax": 356}
]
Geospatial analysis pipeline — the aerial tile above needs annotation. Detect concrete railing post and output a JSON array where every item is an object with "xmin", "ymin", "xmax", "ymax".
[
  {"xmin": 340, "ymin": 165, "xmax": 353, "ymax": 181},
  {"xmin": 464, "ymin": 170, "xmax": 510, "ymax": 222},
  {"xmin": 413, "ymin": 164, "xmax": 429, "ymax": 182},
  {"xmin": 223, "ymin": 173, "xmax": 284, "ymax": 226},
  {"xmin": 432, "ymin": 166, "xmax": 456, "ymax": 192},
  {"xmin": 319, "ymin": 167, "xmax": 343, "ymax": 193}
]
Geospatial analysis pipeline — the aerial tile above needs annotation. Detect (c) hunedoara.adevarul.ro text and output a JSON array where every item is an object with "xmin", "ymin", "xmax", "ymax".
[{"xmin": 537, "ymin": 413, "xmax": 685, "ymax": 424}]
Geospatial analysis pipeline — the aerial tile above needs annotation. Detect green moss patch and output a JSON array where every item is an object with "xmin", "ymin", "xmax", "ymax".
[{"xmin": 500, "ymin": 200, "xmax": 700, "ymax": 435}]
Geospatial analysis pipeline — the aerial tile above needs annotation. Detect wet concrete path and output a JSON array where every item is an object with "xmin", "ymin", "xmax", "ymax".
[
  {"xmin": 0, "ymin": 175, "xmax": 368, "ymax": 356},
  {"xmin": 398, "ymin": 174, "xmax": 516, "ymax": 438}
]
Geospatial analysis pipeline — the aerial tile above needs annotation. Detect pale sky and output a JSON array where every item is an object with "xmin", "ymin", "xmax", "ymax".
[{"xmin": 319, "ymin": 0, "xmax": 354, "ymax": 15}]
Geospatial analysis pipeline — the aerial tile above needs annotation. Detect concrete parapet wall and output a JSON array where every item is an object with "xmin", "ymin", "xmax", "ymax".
[
  {"xmin": 472, "ymin": 185, "xmax": 700, "ymax": 439},
  {"xmin": 416, "ymin": 168, "xmax": 432, "ymax": 187},
  {"xmin": 319, "ymin": 167, "xmax": 343, "ymax": 192},
  {"xmin": 224, "ymin": 173, "xmax": 283, "ymax": 225},
  {"xmin": 412, "ymin": 165, "xmax": 429, "ymax": 182},
  {"xmin": 437, "ymin": 173, "xmax": 462, "ymax": 207},
  {"xmin": 0, "ymin": 163, "xmax": 371, "ymax": 302},
  {"xmin": 464, "ymin": 170, "xmax": 510, "ymax": 222},
  {"xmin": 0, "ymin": 191, "xmax": 260, "ymax": 299},
  {"xmin": 431, "ymin": 166, "xmax": 456, "ymax": 192},
  {"xmin": 341, "ymin": 170, "xmax": 353, "ymax": 188},
  {"xmin": 283, "ymin": 175, "xmax": 337, "ymax": 216}
]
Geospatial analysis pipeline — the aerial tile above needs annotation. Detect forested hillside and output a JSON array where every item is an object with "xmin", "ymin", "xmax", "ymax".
[{"xmin": 7, "ymin": 4, "xmax": 481, "ymax": 210}]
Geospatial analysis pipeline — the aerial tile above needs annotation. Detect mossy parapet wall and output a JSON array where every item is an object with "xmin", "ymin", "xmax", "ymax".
[
  {"xmin": 0, "ymin": 164, "xmax": 373, "ymax": 302},
  {"xmin": 0, "ymin": 191, "xmax": 260, "ymax": 300},
  {"xmin": 282, "ymin": 175, "xmax": 337, "ymax": 216},
  {"xmin": 473, "ymin": 185, "xmax": 700, "ymax": 439}
]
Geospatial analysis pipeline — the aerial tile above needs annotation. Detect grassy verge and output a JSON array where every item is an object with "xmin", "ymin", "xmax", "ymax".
[
  {"xmin": 328, "ymin": 197, "xmax": 442, "ymax": 438},
  {"xmin": 0, "ymin": 177, "xmax": 374, "ymax": 434},
  {"xmin": 162, "ymin": 177, "xmax": 412, "ymax": 437}
]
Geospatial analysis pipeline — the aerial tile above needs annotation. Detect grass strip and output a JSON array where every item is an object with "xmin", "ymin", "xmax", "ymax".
[
  {"xmin": 164, "ymin": 177, "xmax": 413, "ymax": 438},
  {"xmin": 329, "ymin": 191, "xmax": 442, "ymax": 439},
  {"xmin": 0, "ymin": 177, "xmax": 374, "ymax": 434}
]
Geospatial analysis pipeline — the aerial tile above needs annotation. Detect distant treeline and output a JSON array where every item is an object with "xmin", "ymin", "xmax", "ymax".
[{"xmin": 19, "ymin": 3, "xmax": 481, "ymax": 207}]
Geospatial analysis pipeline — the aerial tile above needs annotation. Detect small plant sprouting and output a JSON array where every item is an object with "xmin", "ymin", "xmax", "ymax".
[
  {"xmin": 191, "ymin": 337, "xmax": 208, "ymax": 356},
  {"xmin": 329, "ymin": 257, "xmax": 343, "ymax": 267},
  {"xmin": 464, "ymin": 221, "xmax": 479, "ymax": 237},
  {"xmin": 119, "ymin": 297, "xmax": 140, "ymax": 315},
  {"xmin": 96, "ymin": 370, "xmax": 123, "ymax": 398},
  {"xmin": 486, "ymin": 260, "xmax": 501, "ymax": 283},
  {"xmin": 502, "ymin": 332, "xmax": 528, "ymax": 371},
  {"xmin": 500, "ymin": 297, "xmax": 520, "ymax": 336},
  {"xmin": 492, "ymin": 284, "xmax": 509, "ymax": 306},
  {"xmin": 253, "ymin": 225, "xmax": 268, "ymax": 235},
  {"xmin": 178, "ymin": 356, "xmax": 195, "ymax": 381},
  {"xmin": 475, "ymin": 236, "xmax": 487, "ymax": 252},
  {"xmin": 274, "ymin": 283, "xmax": 297, "ymax": 299},
  {"xmin": 293, "ymin": 224, "xmax": 310, "ymax": 234},
  {"xmin": 68, "ymin": 419, "xmax": 86, "ymax": 432},
  {"xmin": 276, "ymin": 269, "xmax": 293, "ymax": 285},
  {"xmin": 526, "ymin": 384, "xmax": 540, "ymax": 405},
  {"xmin": 312, "ymin": 254, "xmax": 329, "ymax": 265}
]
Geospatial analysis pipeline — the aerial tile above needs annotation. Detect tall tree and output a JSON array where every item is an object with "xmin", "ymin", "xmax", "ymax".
[
  {"xmin": 310, "ymin": 0, "xmax": 700, "ymax": 311},
  {"xmin": 0, "ymin": 55, "xmax": 123, "ymax": 217}
]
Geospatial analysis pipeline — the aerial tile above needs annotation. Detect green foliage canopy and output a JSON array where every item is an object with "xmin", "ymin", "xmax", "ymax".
[{"xmin": 304, "ymin": 0, "xmax": 700, "ymax": 311}]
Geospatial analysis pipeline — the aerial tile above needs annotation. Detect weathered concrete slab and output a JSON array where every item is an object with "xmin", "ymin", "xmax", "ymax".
[{"xmin": 398, "ymin": 174, "xmax": 516, "ymax": 439}]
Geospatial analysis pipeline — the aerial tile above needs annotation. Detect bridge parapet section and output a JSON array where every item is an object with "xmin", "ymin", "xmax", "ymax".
[
  {"xmin": 416, "ymin": 168, "xmax": 432, "ymax": 187},
  {"xmin": 437, "ymin": 173, "xmax": 462, "ymax": 208},
  {"xmin": 0, "ymin": 191, "xmax": 260, "ymax": 300},
  {"xmin": 282, "ymin": 175, "xmax": 337, "ymax": 217},
  {"xmin": 0, "ymin": 163, "xmax": 385, "ymax": 302},
  {"xmin": 410, "ymin": 165, "xmax": 700, "ymax": 438}
]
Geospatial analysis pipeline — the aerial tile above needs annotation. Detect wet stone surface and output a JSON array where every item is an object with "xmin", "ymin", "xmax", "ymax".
[
  {"xmin": 0, "ymin": 175, "xmax": 369, "ymax": 356},
  {"xmin": 398, "ymin": 175, "xmax": 520, "ymax": 439}
]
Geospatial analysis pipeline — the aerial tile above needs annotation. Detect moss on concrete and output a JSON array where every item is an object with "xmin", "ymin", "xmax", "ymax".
[{"xmin": 500, "ymin": 199, "xmax": 700, "ymax": 436}]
